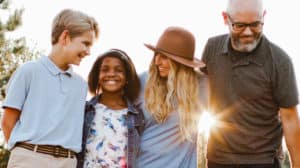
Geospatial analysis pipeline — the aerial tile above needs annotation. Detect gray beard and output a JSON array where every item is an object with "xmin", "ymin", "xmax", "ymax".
[{"xmin": 232, "ymin": 35, "xmax": 263, "ymax": 52}]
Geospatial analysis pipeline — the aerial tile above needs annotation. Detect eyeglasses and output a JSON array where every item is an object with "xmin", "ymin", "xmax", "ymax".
[{"xmin": 227, "ymin": 15, "xmax": 264, "ymax": 32}]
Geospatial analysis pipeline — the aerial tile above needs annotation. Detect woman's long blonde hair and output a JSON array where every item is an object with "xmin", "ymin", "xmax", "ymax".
[{"xmin": 145, "ymin": 58, "xmax": 201, "ymax": 141}]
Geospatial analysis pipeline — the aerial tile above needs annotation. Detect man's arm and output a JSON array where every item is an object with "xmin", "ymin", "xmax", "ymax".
[
  {"xmin": 280, "ymin": 106, "xmax": 300, "ymax": 168},
  {"xmin": 1, "ymin": 107, "xmax": 21, "ymax": 142}
]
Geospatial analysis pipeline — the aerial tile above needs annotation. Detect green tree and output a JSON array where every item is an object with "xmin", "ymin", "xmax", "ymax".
[
  {"xmin": 0, "ymin": 0, "xmax": 40, "ymax": 100},
  {"xmin": 0, "ymin": 0, "xmax": 40, "ymax": 167}
]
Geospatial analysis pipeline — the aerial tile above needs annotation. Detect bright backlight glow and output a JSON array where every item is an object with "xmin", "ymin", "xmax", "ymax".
[{"xmin": 198, "ymin": 111, "xmax": 216, "ymax": 139}]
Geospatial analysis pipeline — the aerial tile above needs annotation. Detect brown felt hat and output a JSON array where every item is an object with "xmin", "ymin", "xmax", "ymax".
[{"xmin": 145, "ymin": 26, "xmax": 205, "ymax": 68}]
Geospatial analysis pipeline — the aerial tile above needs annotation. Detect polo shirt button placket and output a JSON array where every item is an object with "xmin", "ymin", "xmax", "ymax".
[{"xmin": 59, "ymin": 73, "xmax": 68, "ymax": 93}]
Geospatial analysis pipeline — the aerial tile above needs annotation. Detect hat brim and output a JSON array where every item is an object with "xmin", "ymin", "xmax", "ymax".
[{"xmin": 144, "ymin": 44, "xmax": 205, "ymax": 68}]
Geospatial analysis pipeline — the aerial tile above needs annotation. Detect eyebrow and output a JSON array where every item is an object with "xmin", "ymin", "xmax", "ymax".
[
  {"xmin": 83, "ymin": 40, "xmax": 92, "ymax": 46},
  {"xmin": 228, "ymin": 15, "xmax": 262, "ymax": 24},
  {"xmin": 234, "ymin": 21, "xmax": 262, "ymax": 24}
]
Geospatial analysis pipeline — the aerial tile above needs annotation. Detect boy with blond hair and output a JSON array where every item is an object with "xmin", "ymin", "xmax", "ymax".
[{"xmin": 1, "ymin": 9, "xmax": 99, "ymax": 168}]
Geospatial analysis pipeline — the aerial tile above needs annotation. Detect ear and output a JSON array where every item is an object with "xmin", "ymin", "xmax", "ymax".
[
  {"xmin": 222, "ymin": 11, "xmax": 229, "ymax": 25},
  {"xmin": 263, "ymin": 10, "xmax": 266, "ymax": 17},
  {"xmin": 261, "ymin": 10, "xmax": 266, "ymax": 23},
  {"xmin": 58, "ymin": 30, "xmax": 70, "ymax": 45}
]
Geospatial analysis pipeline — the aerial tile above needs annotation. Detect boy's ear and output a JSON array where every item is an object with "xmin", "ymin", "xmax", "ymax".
[{"xmin": 58, "ymin": 30, "xmax": 70, "ymax": 45}]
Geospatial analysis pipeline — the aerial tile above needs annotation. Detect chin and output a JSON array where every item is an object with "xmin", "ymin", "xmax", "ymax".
[
  {"xmin": 102, "ymin": 88, "xmax": 123, "ymax": 93},
  {"xmin": 72, "ymin": 61, "xmax": 81, "ymax": 66},
  {"xmin": 159, "ymin": 75, "xmax": 168, "ymax": 78},
  {"xmin": 234, "ymin": 41, "xmax": 259, "ymax": 52},
  {"xmin": 242, "ymin": 44, "xmax": 258, "ymax": 52}
]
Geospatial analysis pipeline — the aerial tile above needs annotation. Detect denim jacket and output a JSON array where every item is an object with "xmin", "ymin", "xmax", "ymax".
[{"xmin": 76, "ymin": 95, "xmax": 145, "ymax": 168}]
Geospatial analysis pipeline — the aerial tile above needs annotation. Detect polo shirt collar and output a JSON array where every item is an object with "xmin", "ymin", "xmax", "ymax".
[
  {"xmin": 40, "ymin": 56, "xmax": 74, "ymax": 77},
  {"xmin": 250, "ymin": 35, "xmax": 269, "ymax": 66},
  {"xmin": 220, "ymin": 35, "xmax": 230, "ymax": 55}
]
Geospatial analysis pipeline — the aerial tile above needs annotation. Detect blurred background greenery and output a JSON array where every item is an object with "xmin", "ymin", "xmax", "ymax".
[{"xmin": 0, "ymin": 0, "xmax": 39, "ymax": 167}]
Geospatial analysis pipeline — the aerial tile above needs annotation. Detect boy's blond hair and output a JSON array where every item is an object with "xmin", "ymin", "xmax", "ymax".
[{"xmin": 51, "ymin": 9, "xmax": 99, "ymax": 45}]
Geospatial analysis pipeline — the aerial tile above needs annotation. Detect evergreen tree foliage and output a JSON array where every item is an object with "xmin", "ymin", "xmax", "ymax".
[
  {"xmin": 0, "ymin": 0, "xmax": 40, "ymax": 167},
  {"xmin": 0, "ymin": 0, "xmax": 39, "ymax": 101}
]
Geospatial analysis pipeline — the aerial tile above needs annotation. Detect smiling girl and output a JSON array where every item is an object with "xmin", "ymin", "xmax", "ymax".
[{"xmin": 76, "ymin": 49, "xmax": 144, "ymax": 168}]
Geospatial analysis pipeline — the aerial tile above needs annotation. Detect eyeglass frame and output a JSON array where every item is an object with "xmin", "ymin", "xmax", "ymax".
[{"xmin": 227, "ymin": 14, "xmax": 264, "ymax": 32}]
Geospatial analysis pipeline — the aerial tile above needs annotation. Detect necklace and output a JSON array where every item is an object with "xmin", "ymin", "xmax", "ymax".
[{"xmin": 99, "ymin": 96, "xmax": 127, "ymax": 110}]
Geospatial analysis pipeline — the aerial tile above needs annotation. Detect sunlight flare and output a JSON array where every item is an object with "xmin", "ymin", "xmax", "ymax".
[{"xmin": 198, "ymin": 110, "xmax": 216, "ymax": 139}]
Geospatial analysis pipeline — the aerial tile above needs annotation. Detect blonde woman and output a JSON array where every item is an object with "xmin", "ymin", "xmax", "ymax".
[{"xmin": 136, "ymin": 26, "xmax": 208, "ymax": 168}]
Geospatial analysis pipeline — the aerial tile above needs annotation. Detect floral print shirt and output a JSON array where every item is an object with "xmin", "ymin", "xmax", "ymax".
[{"xmin": 84, "ymin": 103, "xmax": 128, "ymax": 168}]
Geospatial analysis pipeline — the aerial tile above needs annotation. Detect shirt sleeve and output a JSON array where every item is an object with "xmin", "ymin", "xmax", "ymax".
[
  {"xmin": 2, "ymin": 64, "xmax": 32, "ymax": 110},
  {"xmin": 200, "ymin": 39, "xmax": 211, "ymax": 75},
  {"xmin": 198, "ymin": 74, "xmax": 209, "ymax": 110},
  {"xmin": 201, "ymin": 40, "xmax": 209, "ymax": 64},
  {"xmin": 273, "ymin": 52, "xmax": 299, "ymax": 108}
]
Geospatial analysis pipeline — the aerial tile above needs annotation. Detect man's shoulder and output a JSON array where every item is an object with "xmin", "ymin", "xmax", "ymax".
[
  {"xmin": 263, "ymin": 37, "xmax": 292, "ymax": 64},
  {"xmin": 268, "ymin": 40, "xmax": 290, "ymax": 58},
  {"xmin": 204, "ymin": 34, "xmax": 229, "ymax": 53},
  {"xmin": 202, "ymin": 34, "xmax": 229, "ymax": 62},
  {"xmin": 207, "ymin": 34, "xmax": 229, "ymax": 43}
]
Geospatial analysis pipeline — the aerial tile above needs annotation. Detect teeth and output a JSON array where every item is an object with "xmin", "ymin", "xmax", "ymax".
[{"xmin": 105, "ymin": 80, "xmax": 117, "ymax": 85}]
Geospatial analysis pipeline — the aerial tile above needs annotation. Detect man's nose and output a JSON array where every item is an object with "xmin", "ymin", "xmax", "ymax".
[{"xmin": 242, "ymin": 26, "xmax": 253, "ymax": 35}]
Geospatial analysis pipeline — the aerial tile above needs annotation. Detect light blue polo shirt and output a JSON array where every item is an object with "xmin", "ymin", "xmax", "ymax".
[{"xmin": 3, "ymin": 56, "xmax": 87, "ymax": 152}]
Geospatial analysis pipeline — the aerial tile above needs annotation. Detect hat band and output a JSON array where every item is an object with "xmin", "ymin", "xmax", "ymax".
[{"xmin": 157, "ymin": 48, "xmax": 193, "ymax": 61}]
